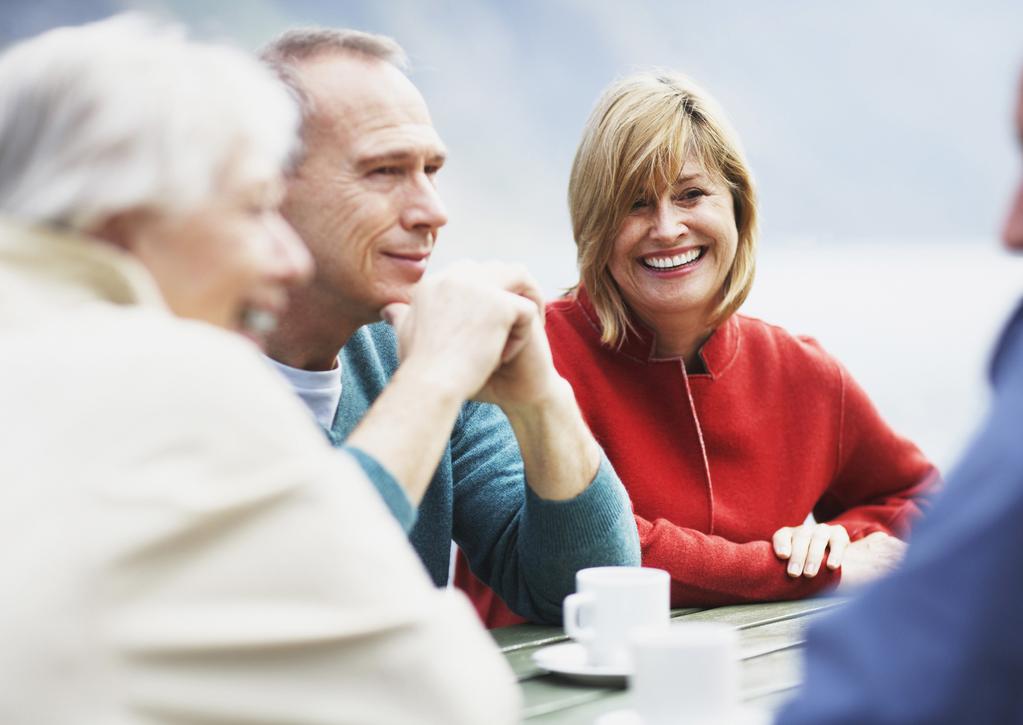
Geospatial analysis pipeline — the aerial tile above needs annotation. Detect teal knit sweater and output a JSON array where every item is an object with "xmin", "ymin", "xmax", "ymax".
[{"xmin": 327, "ymin": 322, "xmax": 640, "ymax": 624}]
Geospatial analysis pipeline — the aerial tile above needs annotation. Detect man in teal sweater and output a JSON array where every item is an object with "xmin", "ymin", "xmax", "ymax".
[{"xmin": 259, "ymin": 28, "xmax": 640, "ymax": 624}]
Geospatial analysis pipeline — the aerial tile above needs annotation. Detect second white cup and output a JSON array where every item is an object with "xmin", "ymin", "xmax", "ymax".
[
  {"xmin": 562, "ymin": 566, "xmax": 670, "ymax": 668},
  {"xmin": 630, "ymin": 622, "xmax": 742, "ymax": 725}
]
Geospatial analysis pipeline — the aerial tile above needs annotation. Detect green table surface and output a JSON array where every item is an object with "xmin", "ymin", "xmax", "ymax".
[{"xmin": 491, "ymin": 597, "xmax": 844, "ymax": 724}]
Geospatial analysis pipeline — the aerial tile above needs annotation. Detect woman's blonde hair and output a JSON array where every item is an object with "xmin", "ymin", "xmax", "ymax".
[{"xmin": 568, "ymin": 70, "xmax": 758, "ymax": 347}]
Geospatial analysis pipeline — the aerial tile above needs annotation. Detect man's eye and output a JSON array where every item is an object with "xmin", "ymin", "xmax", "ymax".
[
  {"xmin": 425, "ymin": 164, "xmax": 441, "ymax": 176},
  {"xmin": 372, "ymin": 166, "xmax": 403, "ymax": 176}
]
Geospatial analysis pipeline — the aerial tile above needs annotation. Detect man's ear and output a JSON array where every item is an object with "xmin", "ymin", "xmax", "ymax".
[{"xmin": 87, "ymin": 208, "xmax": 155, "ymax": 252}]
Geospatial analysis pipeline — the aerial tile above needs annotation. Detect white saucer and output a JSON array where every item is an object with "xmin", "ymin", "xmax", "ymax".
[
  {"xmin": 594, "ymin": 705, "xmax": 770, "ymax": 725},
  {"xmin": 532, "ymin": 642, "xmax": 629, "ymax": 686}
]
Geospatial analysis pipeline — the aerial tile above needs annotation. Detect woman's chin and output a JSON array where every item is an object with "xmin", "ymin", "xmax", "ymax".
[
  {"xmin": 627, "ymin": 283, "xmax": 718, "ymax": 320},
  {"xmin": 238, "ymin": 328, "xmax": 268, "ymax": 350}
]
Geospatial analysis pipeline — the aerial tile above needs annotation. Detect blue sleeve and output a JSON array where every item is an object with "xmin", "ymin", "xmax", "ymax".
[
  {"xmin": 777, "ymin": 338, "xmax": 1023, "ymax": 724},
  {"xmin": 343, "ymin": 445, "xmax": 417, "ymax": 533},
  {"xmin": 450, "ymin": 401, "xmax": 640, "ymax": 624}
]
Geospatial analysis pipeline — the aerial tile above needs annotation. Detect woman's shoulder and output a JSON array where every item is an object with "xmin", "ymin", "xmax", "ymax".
[
  {"xmin": 545, "ymin": 294, "xmax": 581, "ymax": 318},
  {"xmin": 545, "ymin": 294, "xmax": 600, "ymax": 336},
  {"xmin": 732, "ymin": 313, "xmax": 843, "ymax": 380},
  {"xmin": 86, "ymin": 307, "xmax": 266, "ymax": 376},
  {"xmin": 65, "ymin": 307, "xmax": 320, "ymax": 430}
]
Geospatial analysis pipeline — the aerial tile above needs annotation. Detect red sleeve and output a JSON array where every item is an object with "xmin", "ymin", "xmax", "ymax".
[
  {"xmin": 815, "ymin": 361, "xmax": 940, "ymax": 540},
  {"xmin": 637, "ymin": 515, "xmax": 841, "ymax": 608},
  {"xmin": 456, "ymin": 515, "xmax": 845, "ymax": 622}
]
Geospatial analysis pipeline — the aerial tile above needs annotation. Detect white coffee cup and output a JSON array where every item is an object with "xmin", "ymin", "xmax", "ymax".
[
  {"xmin": 629, "ymin": 623, "xmax": 740, "ymax": 725},
  {"xmin": 562, "ymin": 566, "xmax": 670, "ymax": 668}
]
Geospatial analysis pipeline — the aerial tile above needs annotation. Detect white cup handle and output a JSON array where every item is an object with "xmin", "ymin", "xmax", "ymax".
[{"xmin": 563, "ymin": 591, "xmax": 595, "ymax": 644}]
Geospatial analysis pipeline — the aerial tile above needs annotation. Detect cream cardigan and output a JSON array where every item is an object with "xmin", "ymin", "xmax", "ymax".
[{"xmin": 0, "ymin": 219, "xmax": 519, "ymax": 724}]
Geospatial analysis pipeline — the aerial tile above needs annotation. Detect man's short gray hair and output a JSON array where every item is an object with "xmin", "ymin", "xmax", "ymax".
[
  {"xmin": 260, "ymin": 27, "xmax": 408, "ymax": 71},
  {"xmin": 259, "ymin": 28, "xmax": 408, "ymax": 126},
  {"xmin": 0, "ymin": 14, "xmax": 300, "ymax": 232}
]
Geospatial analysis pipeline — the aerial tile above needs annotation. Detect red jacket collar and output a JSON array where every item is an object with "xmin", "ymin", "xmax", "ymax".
[{"xmin": 571, "ymin": 285, "xmax": 740, "ymax": 377}]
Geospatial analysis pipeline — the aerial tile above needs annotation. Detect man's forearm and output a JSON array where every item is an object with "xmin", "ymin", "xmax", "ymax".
[
  {"xmin": 346, "ymin": 363, "xmax": 463, "ymax": 506},
  {"xmin": 501, "ymin": 377, "xmax": 601, "ymax": 500}
]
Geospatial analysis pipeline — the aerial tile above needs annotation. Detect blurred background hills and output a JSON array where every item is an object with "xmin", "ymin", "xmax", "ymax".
[{"xmin": 3, "ymin": 0, "xmax": 1022, "ymax": 468}]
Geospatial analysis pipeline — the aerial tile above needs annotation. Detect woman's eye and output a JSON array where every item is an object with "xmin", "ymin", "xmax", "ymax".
[
  {"xmin": 630, "ymin": 198, "xmax": 650, "ymax": 211},
  {"xmin": 674, "ymin": 188, "xmax": 705, "ymax": 203}
]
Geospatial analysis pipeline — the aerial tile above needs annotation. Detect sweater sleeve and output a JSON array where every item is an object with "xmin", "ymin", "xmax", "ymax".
[
  {"xmin": 637, "ymin": 515, "xmax": 840, "ymax": 607},
  {"xmin": 451, "ymin": 401, "xmax": 639, "ymax": 624},
  {"xmin": 342, "ymin": 444, "xmax": 417, "ymax": 533},
  {"xmin": 814, "ymin": 360, "xmax": 940, "ymax": 540}
]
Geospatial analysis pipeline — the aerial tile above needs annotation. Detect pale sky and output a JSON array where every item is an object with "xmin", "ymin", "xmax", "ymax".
[{"xmin": 4, "ymin": 0, "xmax": 1022, "ymax": 464}]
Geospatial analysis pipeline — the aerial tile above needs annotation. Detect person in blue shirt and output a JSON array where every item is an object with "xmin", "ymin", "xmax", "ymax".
[{"xmin": 777, "ymin": 70, "xmax": 1023, "ymax": 724}]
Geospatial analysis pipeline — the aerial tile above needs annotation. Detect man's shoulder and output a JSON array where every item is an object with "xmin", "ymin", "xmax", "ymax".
[
  {"xmin": 991, "ymin": 298, "xmax": 1023, "ymax": 391},
  {"xmin": 983, "ymin": 301, "xmax": 1023, "ymax": 449}
]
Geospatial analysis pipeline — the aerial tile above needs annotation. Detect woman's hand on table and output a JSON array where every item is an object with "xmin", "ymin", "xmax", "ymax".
[
  {"xmin": 773, "ymin": 522, "xmax": 850, "ymax": 578},
  {"xmin": 835, "ymin": 531, "xmax": 908, "ymax": 592}
]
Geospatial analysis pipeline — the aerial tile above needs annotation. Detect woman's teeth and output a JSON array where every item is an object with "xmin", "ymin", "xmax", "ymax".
[{"xmin": 642, "ymin": 248, "xmax": 704, "ymax": 270}]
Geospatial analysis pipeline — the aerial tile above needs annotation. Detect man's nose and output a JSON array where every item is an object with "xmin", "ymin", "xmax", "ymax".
[{"xmin": 400, "ymin": 173, "xmax": 448, "ymax": 235}]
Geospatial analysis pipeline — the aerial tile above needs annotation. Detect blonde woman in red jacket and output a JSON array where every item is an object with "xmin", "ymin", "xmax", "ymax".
[{"xmin": 457, "ymin": 70, "xmax": 938, "ymax": 626}]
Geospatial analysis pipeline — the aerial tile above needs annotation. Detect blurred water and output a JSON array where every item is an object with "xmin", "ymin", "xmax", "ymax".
[
  {"xmin": 437, "ymin": 238, "xmax": 1021, "ymax": 472},
  {"xmin": 746, "ymin": 239, "xmax": 1021, "ymax": 471},
  {"xmin": 748, "ymin": 240, "xmax": 1018, "ymax": 472},
  {"xmin": 3, "ymin": 0, "xmax": 1019, "ymax": 474}
]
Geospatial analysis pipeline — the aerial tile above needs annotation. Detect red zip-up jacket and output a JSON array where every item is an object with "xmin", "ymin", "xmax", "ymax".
[{"xmin": 456, "ymin": 287, "xmax": 938, "ymax": 627}]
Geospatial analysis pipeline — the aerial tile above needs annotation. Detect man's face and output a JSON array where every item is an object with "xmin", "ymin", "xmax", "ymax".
[{"xmin": 283, "ymin": 54, "xmax": 448, "ymax": 325}]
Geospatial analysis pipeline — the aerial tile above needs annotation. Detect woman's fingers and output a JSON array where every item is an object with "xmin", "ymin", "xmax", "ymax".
[
  {"xmin": 772, "ymin": 527, "xmax": 794, "ymax": 559},
  {"xmin": 779, "ymin": 523, "xmax": 851, "ymax": 577},
  {"xmin": 826, "ymin": 526, "xmax": 850, "ymax": 569},
  {"xmin": 787, "ymin": 524, "xmax": 813, "ymax": 577},
  {"xmin": 803, "ymin": 525, "xmax": 833, "ymax": 576}
]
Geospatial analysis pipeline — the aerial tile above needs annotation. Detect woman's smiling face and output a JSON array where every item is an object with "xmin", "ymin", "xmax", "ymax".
[{"xmin": 607, "ymin": 155, "xmax": 738, "ymax": 332}]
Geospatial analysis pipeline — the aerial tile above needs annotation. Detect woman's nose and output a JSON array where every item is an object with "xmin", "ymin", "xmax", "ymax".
[
  {"xmin": 650, "ymin": 198, "xmax": 688, "ymax": 243},
  {"xmin": 266, "ymin": 212, "xmax": 314, "ymax": 286}
]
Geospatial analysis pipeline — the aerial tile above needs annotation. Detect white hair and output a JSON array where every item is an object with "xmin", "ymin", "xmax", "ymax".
[{"xmin": 0, "ymin": 14, "xmax": 301, "ymax": 231}]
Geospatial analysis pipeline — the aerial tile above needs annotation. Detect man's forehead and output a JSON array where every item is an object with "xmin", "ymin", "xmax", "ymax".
[
  {"xmin": 297, "ymin": 54, "xmax": 443, "ymax": 151},
  {"xmin": 349, "ymin": 124, "xmax": 448, "ymax": 164},
  {"xmin": 301, "ymin": 55, "xmax": 427, "ymax": 120}
]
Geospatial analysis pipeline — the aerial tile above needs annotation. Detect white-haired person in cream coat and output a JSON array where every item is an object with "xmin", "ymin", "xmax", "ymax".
[{"xmin": 0, "ymin": 15, "xmax": 519, "ymax": 724}]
